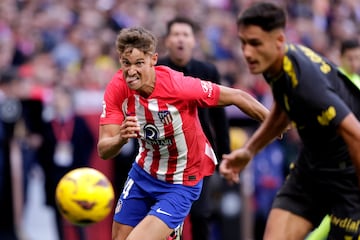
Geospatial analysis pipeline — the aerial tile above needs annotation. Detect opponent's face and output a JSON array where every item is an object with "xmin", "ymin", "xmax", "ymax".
[
  {"xmin": 341, "ymin": 47, "xmax": 360, "ymax": 75},
  {"xmin": 165, "ymin": 23, "xmax": 196, "ymax": 65},
  {"xmin": 238, "ymin": 25, "xmax": 285, "ymax": 76},
  {"xmin": 120, "ymin": 48, "xmax": 157, "ymax": 94}
]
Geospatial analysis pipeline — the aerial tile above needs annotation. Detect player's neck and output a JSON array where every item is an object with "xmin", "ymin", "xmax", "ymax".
[{"xmin": 265, "ymin": 56, "xmax": 284, "ymax": 79}]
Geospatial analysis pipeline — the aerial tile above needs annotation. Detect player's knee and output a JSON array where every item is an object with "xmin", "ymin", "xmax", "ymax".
[
  {"xmin": 112, "ymin": 230, "xmax": 122, "ymax": 240},
  {"xmin": 112, "ymin": 222, "xmax": 132, "ymax": 240}
]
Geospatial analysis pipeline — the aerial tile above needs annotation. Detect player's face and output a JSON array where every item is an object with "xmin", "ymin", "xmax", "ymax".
[
  {"xmin": 120, "ymin": 48, "xmax": 158, "ymax": 95},
  {"xmin": 165, "ymin": 23, "xmax": 196, "ymax": 65},
  {"xmin": 238, "ymin": 25, "xmax": 285, "ymax": 76},
  {"xmin": 341, "ymin": 47, "xmax": 360, "ymax": 75}
]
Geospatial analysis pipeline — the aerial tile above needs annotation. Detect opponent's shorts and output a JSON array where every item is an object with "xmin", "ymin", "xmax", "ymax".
[
  {"xmin": 113, "ymin": 164, "xmax": 202, "ymax": 230},
  {"xmin": 272, "ymin": 163, "xmax": 360, "ymax": 238}
]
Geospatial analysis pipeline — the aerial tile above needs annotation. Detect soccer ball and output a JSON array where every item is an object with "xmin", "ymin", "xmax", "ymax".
[{"xmin": 55, "ymin": 167, "xmax": 115, "ymax": 226}]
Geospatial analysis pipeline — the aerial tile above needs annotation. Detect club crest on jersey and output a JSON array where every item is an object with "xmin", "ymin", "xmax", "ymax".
[{"xmin": 158, "ymin": 110, "xmax": 172, "ymax": 125}]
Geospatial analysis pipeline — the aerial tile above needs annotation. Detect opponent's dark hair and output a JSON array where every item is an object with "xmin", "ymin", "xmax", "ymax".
[
  {"xmin": 340, "ymin": 38, "xmax": 360, "ymax": 55},
  {"xmin": 165, "ymin": 16, "xmax": 200, "ymax": 36},
  {"xmin": 237, "ymin": 2, "xmax": 286, "ymax": 31},
  {"xmin": 115, "ymin": 27, "xmax": 157, "ymax": 55}
]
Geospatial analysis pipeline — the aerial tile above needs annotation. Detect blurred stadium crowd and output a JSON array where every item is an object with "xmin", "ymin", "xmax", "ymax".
[{"xmin": 0, "ymin": 0, "xmax": 359, "ymax": 240}]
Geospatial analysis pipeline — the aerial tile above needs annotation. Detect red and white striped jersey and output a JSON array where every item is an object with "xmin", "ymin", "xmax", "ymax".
[{"xmin": 100, "ymin": 66, "xmax": 220, "ymax": 186}]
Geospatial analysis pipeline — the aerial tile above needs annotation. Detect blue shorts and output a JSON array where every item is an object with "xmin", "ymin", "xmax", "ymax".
[{"xmin": 113, "ymin": 163, "xmax": 203, "ymax": 229}]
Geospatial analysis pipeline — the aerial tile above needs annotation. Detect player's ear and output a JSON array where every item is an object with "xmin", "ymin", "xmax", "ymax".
[
  {"xmin": 276, "ymin": 31, "xmax": 286, "ymax": 50},
  {"xmin": 151, "ymin": 53, "xmax": 158, "ymax": 66}
]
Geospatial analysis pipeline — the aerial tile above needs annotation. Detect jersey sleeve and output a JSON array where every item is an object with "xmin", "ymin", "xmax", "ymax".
[
  {"xmin": 287, "ymin": 46, "xmax": 351, "ymax": 128},
  {"xmin": 99, "ymin": 73, "xmax": 125, "ymax": 125},
  {"xmin": 305, "ymin": 86, "xmax": 351, "ymax": 128},
  {"xmin": 171, "ymin": 71, "xmax": 221, "ymax": 107}
]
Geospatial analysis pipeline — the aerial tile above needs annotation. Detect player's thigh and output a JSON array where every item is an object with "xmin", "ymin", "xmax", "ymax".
[
  {"xmin": 264, "ymin": 208, "xmax": 313, "ymax": 240},
  {"xmin": 112, "ymin": 221, "xmax": 133, "ymax": 240},
  {"xmin": 127, "ymin": 215, "xmax": 173, "ymax": 240}
]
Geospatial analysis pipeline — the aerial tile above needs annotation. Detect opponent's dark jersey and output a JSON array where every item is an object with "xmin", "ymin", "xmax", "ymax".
[{"xmin": 264, "ymin": 44, "xmax": 360, "ymax": 172}]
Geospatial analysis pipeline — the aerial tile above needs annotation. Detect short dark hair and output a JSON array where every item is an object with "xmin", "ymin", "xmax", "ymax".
[
  {"xmin": 237, "ymin": 2, "xmax": 286, "ymax": 31},
  {"xmin": 165, "ymin": 16, "xmax": 199, "ymax": 36},
  {"xmin": 115, "ymin": 27, "xmax": 157, "ymax": 55},
  {"xmin": 340, "ymin": 38, "xmax": 360, "ymax": 55}
]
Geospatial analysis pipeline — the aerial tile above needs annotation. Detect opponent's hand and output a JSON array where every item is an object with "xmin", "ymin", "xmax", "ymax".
[
  {"xmin": 120, "ymin": 116, "xmax": 140, "ymax": 141},
  {"xmin": 219, "ymin": 148, "xmax": 253, "ymax": 184}
]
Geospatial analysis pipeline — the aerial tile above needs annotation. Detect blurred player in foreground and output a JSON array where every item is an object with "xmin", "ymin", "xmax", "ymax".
[
  {"xmin": 306, "ymin": 38, "xmax": 360, "ymax": 240},
  {"xmin": 97, "ymin": 27, "xmax": 269, "ymax": 240},
  {"xmin": 220, "ymin": 2, "xmax": 360, "ymax": 240}
]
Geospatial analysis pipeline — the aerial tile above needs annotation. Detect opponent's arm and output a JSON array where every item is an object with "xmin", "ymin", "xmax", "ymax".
[
  {"xmin": 243, "ymin": 101, "xmax": 289, "ymax": 154},
  {"xmin": 97, "ymin": 116, "xmax": 139, "ymax": 160},
  {"xmin": 337, "ymin": 113, "xmax": 360, "ymax": 185},
  {"xmin": 217, "ymin": 85, "xmax": 269, "ymax": 122},
  {"xmin": 220, "ymin": 101, "xmax": 290, "ymax": 184}
]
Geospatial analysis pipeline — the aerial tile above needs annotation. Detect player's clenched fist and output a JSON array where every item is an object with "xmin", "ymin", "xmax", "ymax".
[{"xmin": 120, "ymin": 116, "xmax": 140, "ymax": 140}]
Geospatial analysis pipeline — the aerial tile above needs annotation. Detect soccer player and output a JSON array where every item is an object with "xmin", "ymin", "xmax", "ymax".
[
  {"xmin": 339, "ymin": 38, "xmax": 360, "ymax": 89},
  {"xmin": 97, "ymin": 27, "xmax": 269, "ymax": 240},
  {"xmin": 157, "ymin": 16, "xmax": 231, "ymax": 240},
  {"xmin": 306, "ymin": 38, "xmax": 360, "ymax": 240},
  {"xmin": 219, "ymin": 2, "xmax": 360, "ymax": 240}
]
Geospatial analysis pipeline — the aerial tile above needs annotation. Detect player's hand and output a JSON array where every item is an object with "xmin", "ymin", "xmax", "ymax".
[
  {"xmin": 277, "ymin": 123, "xmax": 292, "ymax": 140},
  {"xmin": 219, "ymin": 148, "xmax": 253, "ymax": 184},
  {"xmin": 120, "ymin": 116, "xmax": 140, "ymax": 141}
]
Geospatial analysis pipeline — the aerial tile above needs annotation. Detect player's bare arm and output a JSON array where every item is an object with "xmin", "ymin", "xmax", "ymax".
[
  {"xmin": 337, "ymin": 113, "xmax": 360, "ymax": 185},
  {"xmin": 220, "ymin": 101, "xmax": 289, "ymax": 184},
  {"xmin": 217, "ymin": 85, "xmax": 269, "ymax": 122},
  {"xmin": 242, "ymin": 101, "xmax": 289, "ymax": 154},
  {"xmin": 98, "ymin": 116, "xmax": 140, "ymax": 160}
]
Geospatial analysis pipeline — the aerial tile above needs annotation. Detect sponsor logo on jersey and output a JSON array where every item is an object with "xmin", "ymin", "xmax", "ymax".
[
  {"xmin": 146, "ymin": 138, "xmax": 173, "ymax": 145},
  {"xmin": 317, "ymin": 106, "xmax": 336, "ymax": 126},
  {"xmin": 144, "ymin": 124, "xmax": 159, "ymax": 140},
  {"xmin": 143, "ymin": 123, "xmax": 173, "ymax": 145}
]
